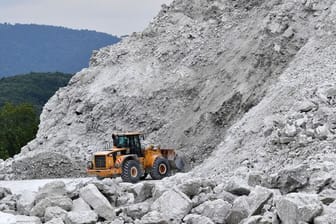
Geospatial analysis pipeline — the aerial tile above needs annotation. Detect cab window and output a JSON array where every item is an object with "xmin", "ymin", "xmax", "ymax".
[{"xmin": 114, "ymin": 136, "xmax": 129, "ymax": 148}]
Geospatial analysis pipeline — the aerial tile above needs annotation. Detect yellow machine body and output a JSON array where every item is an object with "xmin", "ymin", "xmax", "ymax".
[{"xmin": 86, "ymin": 132, "xmax": 182, "ymax": 182}]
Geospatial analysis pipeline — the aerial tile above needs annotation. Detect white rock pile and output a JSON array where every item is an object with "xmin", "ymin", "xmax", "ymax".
[
  {"xmin": 2, "ymin": 0, "xmax": 336, "ymax": 179},
  {"xmin": 0, "ymin": 172, "xmax": 335, "ymax": 224}
]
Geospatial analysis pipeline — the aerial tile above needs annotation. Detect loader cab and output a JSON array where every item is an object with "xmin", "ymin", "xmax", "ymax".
[{"xmin": 112, "ymin": 132, "xmax": 144, "ymax": 157}]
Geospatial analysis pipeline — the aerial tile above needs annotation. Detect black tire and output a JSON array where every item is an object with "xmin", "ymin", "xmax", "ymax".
[
  {"xmin": 150, "ymin": 157, "xmax": 171, "ymax": 180},
  {"xmin": 121, "ymin": 160, "xmax": 141, "ymax": 183},
  {"xmin": 96, "ymin": 176, "xmax": 105, "ymax": 180},
  {"xmin": 140, "ymin": 173, "xmax": 148, "ymax": 180}
]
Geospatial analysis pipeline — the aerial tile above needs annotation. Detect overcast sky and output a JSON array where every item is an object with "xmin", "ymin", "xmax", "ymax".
[{"xmin": 0, "ymin": 0, "xmax": 173, "ymax": 36}]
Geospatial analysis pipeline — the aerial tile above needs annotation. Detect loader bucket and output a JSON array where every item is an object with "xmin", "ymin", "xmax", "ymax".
[
  {"xmin": 172, "ymin": 154, "xmax": 186, "ymax": 171},
  {"xmin": 161, "ymin": 149, "xmax": 186, "ymax": 172}
]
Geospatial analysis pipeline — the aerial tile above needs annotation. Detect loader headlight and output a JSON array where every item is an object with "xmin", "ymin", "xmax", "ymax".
[{"xmin": 87, "ymin": 161, "xmax": 93, "ymax": 169}]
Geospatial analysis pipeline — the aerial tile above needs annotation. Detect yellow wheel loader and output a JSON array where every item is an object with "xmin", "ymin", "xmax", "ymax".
[{"xmin": 86, "ymin": 132, "xmax": 185, "ymax": 183}]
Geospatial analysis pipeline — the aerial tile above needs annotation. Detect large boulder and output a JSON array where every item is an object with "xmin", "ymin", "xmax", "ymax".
[
  {"xmin": 240, "ymin": 211, "xmax": 279, "ymax": 224},
  {"xmin": 45, "ymin": 218, "xmax": 65, "ymax": 224},
  {"xmin": 151, "ymin": 188, "xmax": 192, "ymax": 222},
  {"xmin": 121, "ymin": 201, "xmax": 150, "ymax": 220},
  {"xmin": 276, "ymin": 193, "xmax": 323, "ymax": 224},
  {"xmin": 71, "ymin": 198, "xmax": 91, "ymax": 211},
  {"xmin": 240, "ymin": 215, "xmax": 265, "ymax": 224},
  {"xmin": 307, "ymin": 169, "xmax": 333, "ymax": 193},
  {"xmin": 247, "ymin": 172, "xmax": 265, "ymax": 188},
  {"xmin": 65, "ymin": 210, "xmax": 98, "ymax": 224},
  {"xmin": 220, "ymin": 186, "xmax": 274, "ymax": 223},
  {"xmin": 16, "ymin": 215, "xmax": 41, "ymax": 224},
  {"xmin": 65, "ymin": 197, "xmax": 98, "ymax": 224},
  {"xmin": 92, "ymin": 179, "xmax": 120, "ymax": 199},
  {"xmin": 35, "ymin": 181, "xmax": 67, "ymax": 203},
  {"xmin": 191, "ymin": 192, "xmax": 213, "ymax": 207},
  {"xmin": 140, "ymin": 210, "xmax": 169, "ymax": 224},
  {"xmin": 30, "ymin": 196, "xmax": 73, "ymax": 217},
  {"xmin": 192, "ymin": 199, "xmax": 231, "ymax": 223},
  {"xmin": 151, "ymin": 183, "xmax": 170, "ymax": 200},
  {"xmin": 226, "ymin": 196, "xmax": 250, "ymax": 224},
  {"xmin": 213, "ymin": 184, "xmax": 237, "ymax": 204},
  {"xmin": 116, "ymin": 191, "xmax": 135, "ymax": 207},
  {"xmin": 314, "ymin": 201, "xmax": 336, "ymax": 224},
  {"xmin": 269, "ymin": 164, "xmax": 309, "ymax": 194},
  {"xmin": 0, "ymin": 211, "xmax": 16, "ymax": 224},
  {"xmin": 79, "ymin": 184, "xmax": 115, "ymax": 220},
  {"xmin": 319, "ymin": 188, "xmax": 336, "ymax": 205},
  {"xmin": 177, "ymin": 179, "xmax": 203, "ymax": 198},
  {"xmin": 128, "ymin": 182, "xmax": 154, "ymax": 203},
  {"xmin": 177, "ymin": 178, "xmax": 215, "ymax": 198},
  {"xmin": 0, "ymin": 210, "xmax": 41, "ymax": 223},
  {"xmin": 109, "ymin": 219, "xmax": 124, "ymax": 224},
  {"xmin": 44, "ymin": 206, "xmax": 68, "ymax": 222},
  {"xmin": 17, "ymin": 190, "xmax": 37, "ymax": 215},
  {"xmin": 183, "ymin": 214, "xmax": 215, "ymax": 224},
  {"xmin": 248, "ymin": 186, "xmax": 273, "ymax": 216},
  {"xmin": 65, "ymin": 180, "xmax": 90, "ymax": 199},
  {"xmin": 297, "ymin": 100, "xmax": 316, "ymax": 112},
  {"xmin": 224, "ymin": 178, "xmax": 251, "ymax": 196}
]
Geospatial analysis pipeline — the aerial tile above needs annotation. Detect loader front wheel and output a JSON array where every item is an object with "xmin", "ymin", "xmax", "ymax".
[
  {"xmin": 150, "ymin": 157, "xmax": 171, "ymax": 180},
  {"xmin": 121, "ymin": 160, "xmax": 141, "ymax": 183}
]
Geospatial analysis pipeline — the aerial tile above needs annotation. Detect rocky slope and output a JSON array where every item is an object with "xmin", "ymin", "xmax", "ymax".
[
  {"xmin": 197, "ymin": 0, "xmax": 336, "ymax": 179},
  {"xmin": 1, "ymin": 0, "xmax": 332, "ymax": 179}
]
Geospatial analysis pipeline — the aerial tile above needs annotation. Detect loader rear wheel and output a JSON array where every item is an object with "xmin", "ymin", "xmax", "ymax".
[
  {"xmin": 121, "ymin": 160, "xmax": 141, "ymax": 183},
  {"xmin": 150, "ymin": 157, "xmax": 171, "ymax": 180}
]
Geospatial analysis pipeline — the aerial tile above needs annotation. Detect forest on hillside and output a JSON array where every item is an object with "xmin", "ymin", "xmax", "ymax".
[
  {"xmin": 0, "ymin": 72, "xmax": 72, "ymax": 112},
  {"xmin": 0, "ymin": 72, "xmax": 72, "ymax": 159}
]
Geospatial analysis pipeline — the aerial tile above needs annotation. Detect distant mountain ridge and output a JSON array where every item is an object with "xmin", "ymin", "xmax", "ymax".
[{"xmin": 0, "ymin": 23, "xmax": 121, "ymax": 77}]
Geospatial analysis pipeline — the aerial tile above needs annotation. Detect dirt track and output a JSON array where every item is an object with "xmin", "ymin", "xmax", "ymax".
[{"xmin": 0, "ymin": 178, "xmax": 93, "ymax": 195}]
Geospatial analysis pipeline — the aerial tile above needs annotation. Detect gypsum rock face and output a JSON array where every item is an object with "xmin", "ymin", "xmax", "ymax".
[{"xmin": 196, "ymin": 20, "xmax": 336, "ymax": 181}]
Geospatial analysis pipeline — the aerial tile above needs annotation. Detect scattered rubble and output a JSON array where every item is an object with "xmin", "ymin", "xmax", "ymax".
[{"xmin": 1, "ymin": 176, "xmax": 335, "ymax": 224}]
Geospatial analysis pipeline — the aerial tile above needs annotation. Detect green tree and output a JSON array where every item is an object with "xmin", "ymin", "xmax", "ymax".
[
  {"xmin": 0, "ymin": 72, "xmax": 72, "ymax": 113},
  {"xmin": 0, "ymin": 102, "xmax": 38, "ymax": 159}
]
